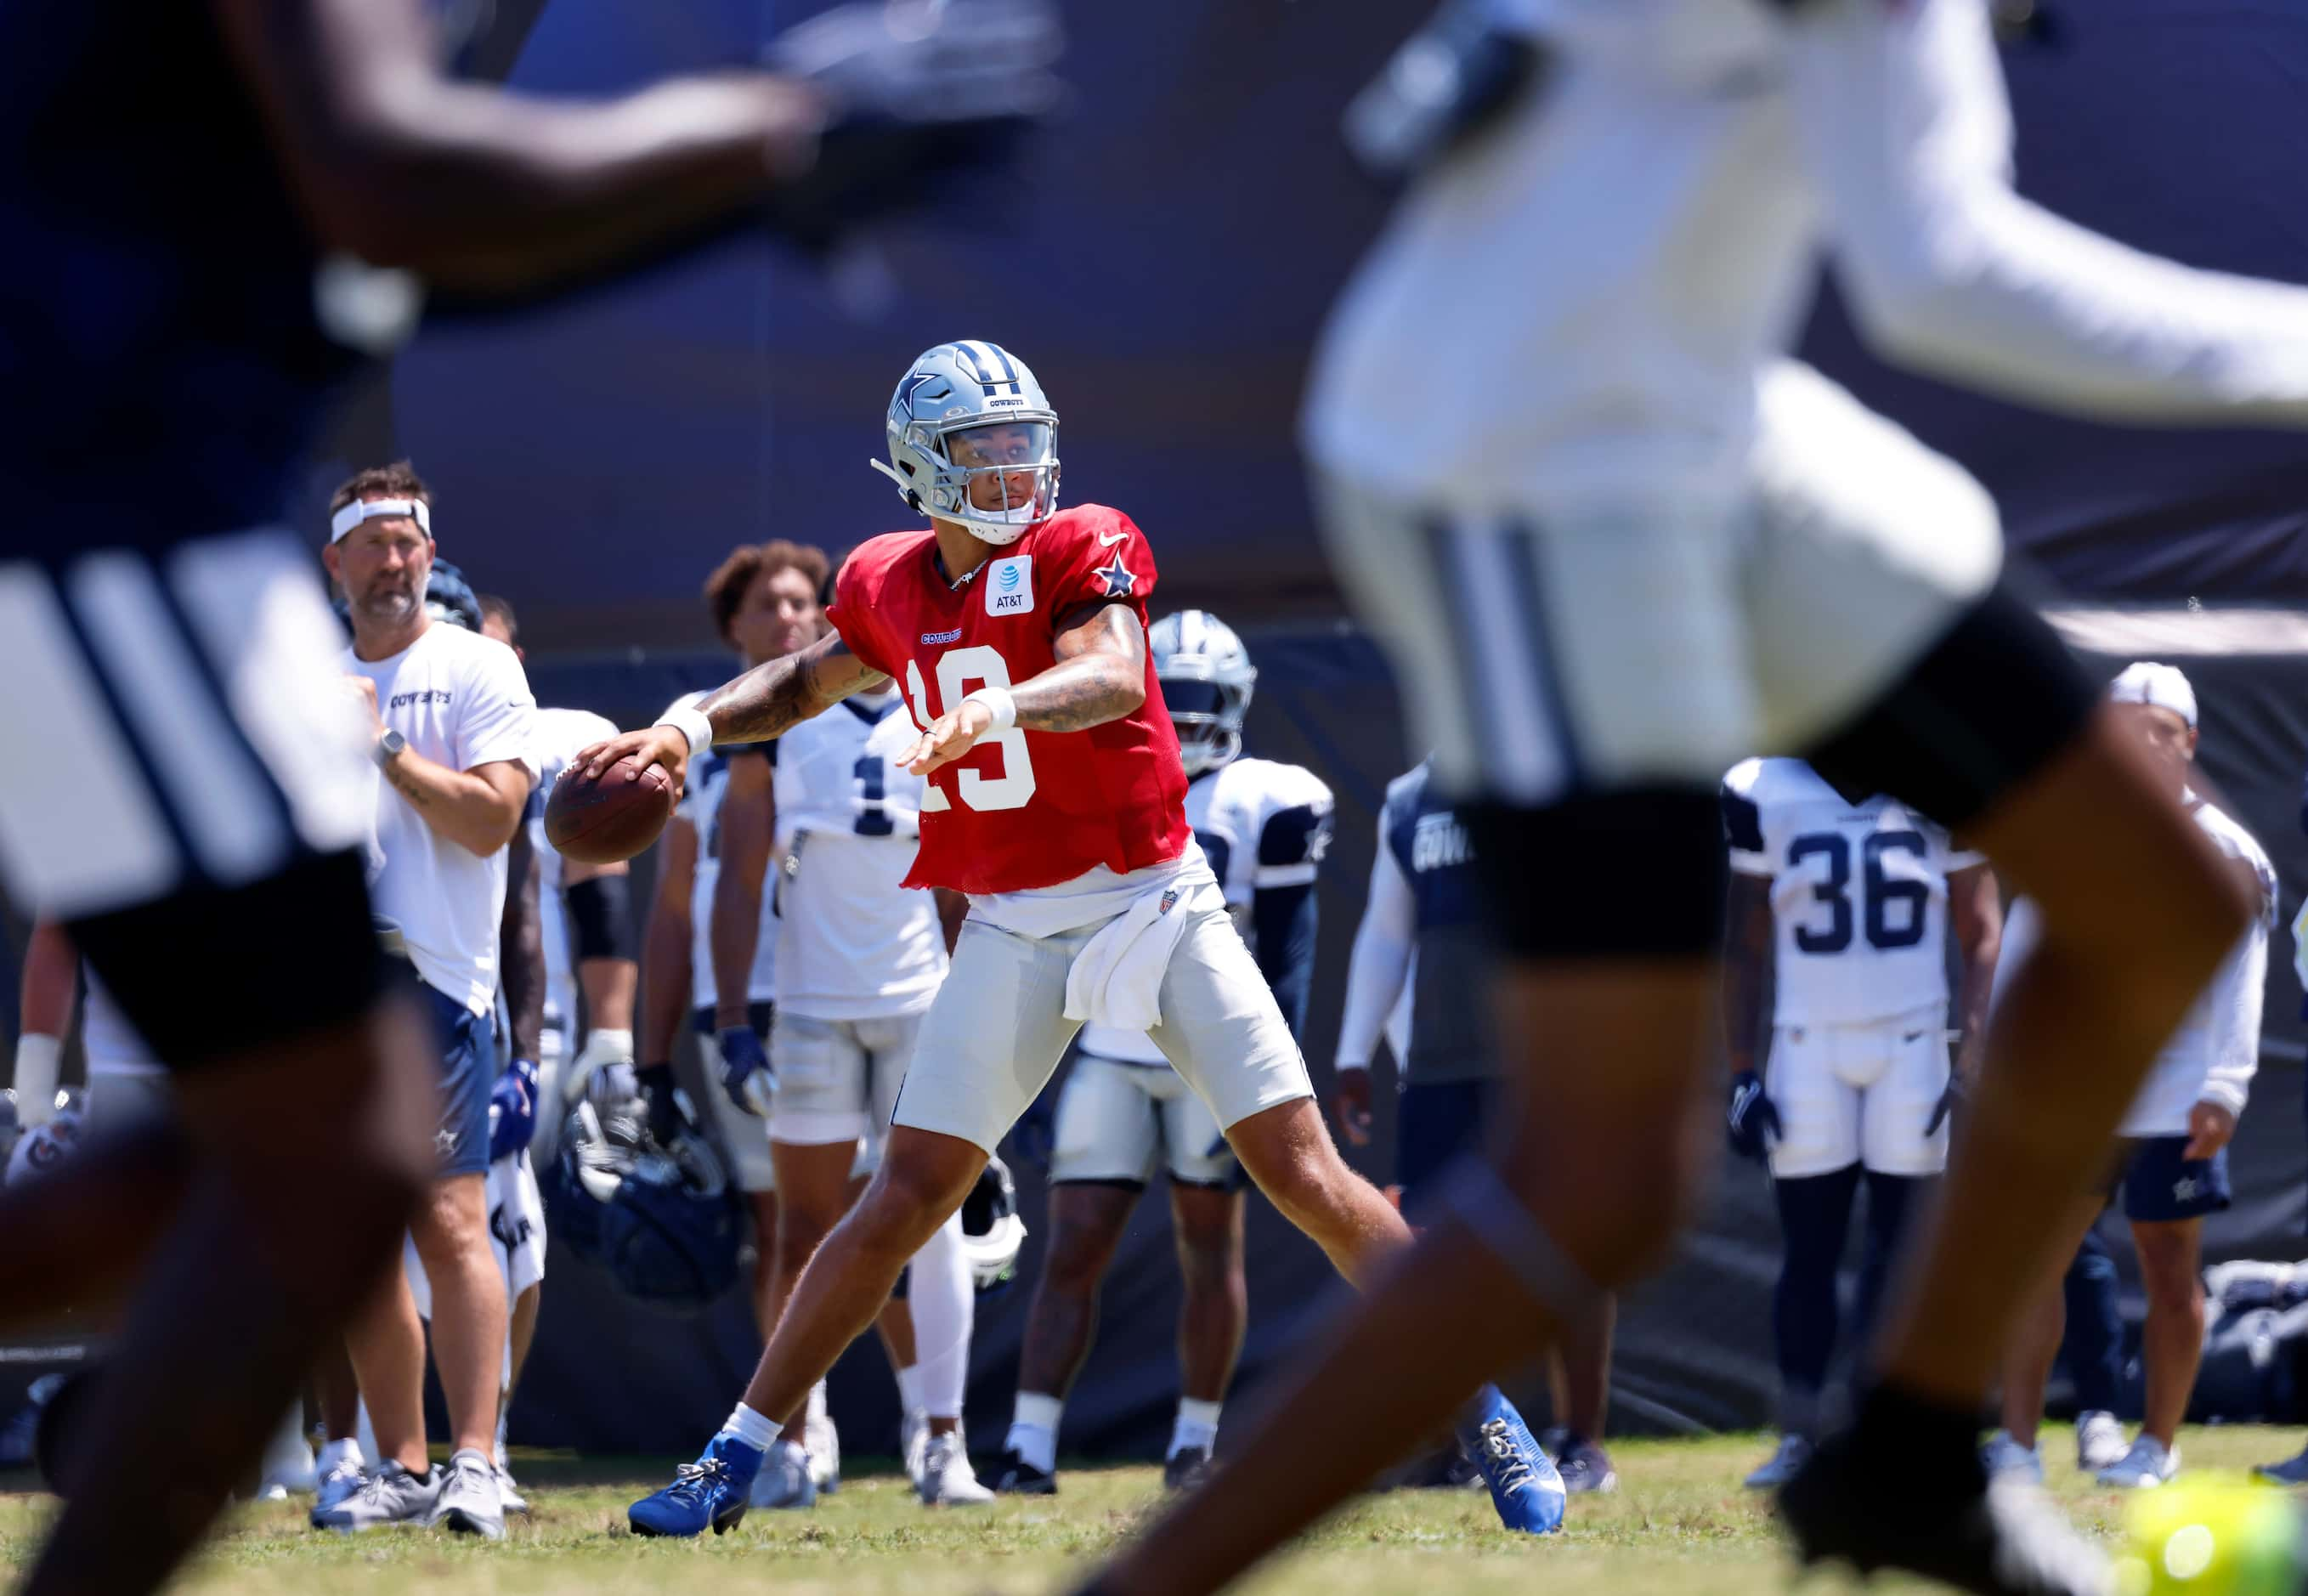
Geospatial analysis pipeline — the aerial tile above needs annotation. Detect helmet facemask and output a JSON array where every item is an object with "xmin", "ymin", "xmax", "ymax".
[{"xmin": 1160, "ymin": 671, "xmax": 1251, "ymax": 777}]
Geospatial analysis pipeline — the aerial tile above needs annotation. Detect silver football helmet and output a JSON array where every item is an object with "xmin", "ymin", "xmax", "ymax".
[
  {"xmin": 1151, "ymin": 610, "xmax": 1256, "ymax": 776},
  {"xmin": 869, "ymin": 340, "xmax": 1060, "ymax": 546}
]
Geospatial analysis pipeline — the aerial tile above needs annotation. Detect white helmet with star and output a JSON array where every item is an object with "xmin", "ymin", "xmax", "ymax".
[{"xmin": 869, "ymin": 340, "xmax": 1061, "ymax": 546}]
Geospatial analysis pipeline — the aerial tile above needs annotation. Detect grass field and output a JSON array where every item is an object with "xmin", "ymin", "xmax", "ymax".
[{"xmin": 4, "ymin": 1424, "xmax": 2303, "ymax": 1593}]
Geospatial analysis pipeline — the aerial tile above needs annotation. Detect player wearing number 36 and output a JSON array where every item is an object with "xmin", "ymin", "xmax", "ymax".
[{"xmin": 596, "ymin": 342, "xmax": 1447, "ymax": 1539}]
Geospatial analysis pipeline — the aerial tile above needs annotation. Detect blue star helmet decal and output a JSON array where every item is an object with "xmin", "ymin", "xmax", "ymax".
[{"xmin": 1094, "ymin": 552, "xmax": 1136, "ymax": 597}]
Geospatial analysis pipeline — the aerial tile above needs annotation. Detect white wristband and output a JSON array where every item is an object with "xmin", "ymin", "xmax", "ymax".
[
  {"xmin": 962, "ymin": 686, "xmax": 1017, "ymax": 733},
  {"xmin": 14, "ymin": 1033, "xmax": 61, "ymax": 1127},
  {"xmin": 657, "ymin": 703, "xmax": 714, "ymax": 756}
]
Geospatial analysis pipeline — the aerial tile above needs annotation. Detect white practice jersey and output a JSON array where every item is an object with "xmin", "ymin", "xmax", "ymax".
[
  {"xmin": 2000, "ymin": 797, "xmax": 2274, "ymax": 1138},
  {"xmin": 772, "ymin": 692, "xmax": 948, "ymax": 1021},
  {"xmin": 665, "ymin": 691, "xmax": 776, "ymax": 1014},
  {"xmin": 1081, "ymin": 756, "xmax": 1333, "ymax": 1066},
  {"xmin": 1307, "ymin": 0, "xmax": 2308, "ymax": 518},
  {"xmin": 1723, "ymin": 757, "xmax": 1980, "ymax": 1028},
  {"xmin": 529, "ymin": 706, "xmax": 619, "ymax": 1025}
]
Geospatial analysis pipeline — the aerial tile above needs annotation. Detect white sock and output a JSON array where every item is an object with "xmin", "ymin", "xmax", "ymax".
[
  {"xmin": 494, "ymin": 1407, "xmax": 510, "ymax": 1470},
  {"xmin": 1007, "ymin": 1391, "xmax": 1062, "ymax": 1474},
  {"xmin": 908, "ymin": 1211, "xmax": 976, "ymax": 1421},
  {"xmin": 1170, "ymin": 1398, "xmax": 1222, "ymax": 1459},
  {"xmin": 896, "ymin": 1365, "xmax": 926, "ymax": 1417},
  {"xmin": 807, "ymin": 1379, "xmax": 830, "ymax": 1426},
  {"xmin": 317, "ymin": 1436, "xmax": 365, "ymax": 1477},
  {"xmin": 720, "ymin": 1401, "xmax": 778, "ymax": 1454},
  {"xmin": 354, "ymin": 1401, "xmax": 379, "ymax": 1470}
]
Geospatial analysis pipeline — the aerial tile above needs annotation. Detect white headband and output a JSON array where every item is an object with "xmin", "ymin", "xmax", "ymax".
[
  {"xmin": 2107, "ymin": 660, "xmax": 2198, "ymax": 729},
  {"xmin": 330, "ymin": 496, "xmax": 433, "ymax": 543}
]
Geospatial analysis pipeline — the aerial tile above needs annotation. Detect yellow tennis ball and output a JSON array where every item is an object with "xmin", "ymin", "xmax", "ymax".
[{"xmin": 2115, "ymin": 1478, "xmax": 2303, "ymax": 1596}]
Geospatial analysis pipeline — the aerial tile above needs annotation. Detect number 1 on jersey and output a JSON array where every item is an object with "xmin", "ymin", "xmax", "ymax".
[{"xmin": 903, "ymin": 647, "xmax": 1038, "ymax": 813}]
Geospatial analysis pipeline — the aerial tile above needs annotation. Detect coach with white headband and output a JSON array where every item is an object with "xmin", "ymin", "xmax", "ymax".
[{"xmin": 321, "ymin": 461, "xmax": 538, "ymax": 1539}]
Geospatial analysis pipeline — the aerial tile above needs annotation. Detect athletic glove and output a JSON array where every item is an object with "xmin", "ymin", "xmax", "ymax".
[
  {"xmin": 1925, "ymin": 1075, "xmax": 1969, "ymax": 1137},
  {"xmin": 763, "ymin": 0, "xmax": 1064, "ymax": 252},
  {"xmin": 636, "ymin": 1063, "xmax": 687, "ymax": 1149},
  {"xmin": 1726, "ymin": 1070, "xmax": 1781, "ymax": 1163},
  {"xmin": 1343, "ymin": 0, "xmax": 1546, "ymax": 185},
  {"xmin": 718, "ymin": 1025, "xmax": 777, "ymax": 1118},
  {"xmin": 489, "ymin": 1059, "xmax": 540, "ymax": 1163}
]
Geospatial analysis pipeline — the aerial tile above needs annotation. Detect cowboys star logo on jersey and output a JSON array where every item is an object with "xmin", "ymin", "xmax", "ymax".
[{"xmin": 1092, "ymin": 552, "xmax": 1136, "ymax": 597}]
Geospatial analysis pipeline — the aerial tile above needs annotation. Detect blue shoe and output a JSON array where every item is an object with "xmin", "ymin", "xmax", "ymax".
[
  {"xmin": 629, "ymin": 1435, "xmax": 761, "ymax": 1538},
  {"xmin": 1455, "ymin": 1388, "xmax": 1565, "ymax": 1536}
]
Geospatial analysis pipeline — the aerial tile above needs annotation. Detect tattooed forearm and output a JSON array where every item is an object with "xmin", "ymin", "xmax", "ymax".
[
  {"xmin": 385, "ymin": 764, "xmax": 432, "ymax": 806},
  {"xmin": 1014, "ymin": 603, "xmax": 1147, "ymax": 733},
  {"xmin": 699, "ymin": 631, "xmax": 885, "ymax": 744}
]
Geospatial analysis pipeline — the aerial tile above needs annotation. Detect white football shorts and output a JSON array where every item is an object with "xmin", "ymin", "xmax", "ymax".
[
  {"xmin": 1049, "ymin": 1050, "xmax": 1237, "ymax": 1188},
  {"xmin": 892, "ymin": 891, "xmax": 1313, "ymax": 1158},
  {"xmin": 1766, "ymin": 1005, "xmax": 1953, "ymax": 1181},
  {"xmin": 1319, "ymin": 363, "xmax": 2003, "ymax": 806}
]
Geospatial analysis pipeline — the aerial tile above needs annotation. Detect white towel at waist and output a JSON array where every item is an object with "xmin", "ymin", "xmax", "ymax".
[{"xmin": 1062, "ymin": 874, "xmax": 1219, "ymax": 1032}]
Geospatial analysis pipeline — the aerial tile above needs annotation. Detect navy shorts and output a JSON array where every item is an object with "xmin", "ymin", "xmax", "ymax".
[
  {"xmin": 419, "ymin": 979, "xmax": 494, "ymax": 1180},
  {"xmin": 1396, "ymin": 1078, "xmax": 1497, "ymax": 1224},
  {"xmin": 2116, "ymin": 1135, "xmax": 2231, "ymax": 1223}
]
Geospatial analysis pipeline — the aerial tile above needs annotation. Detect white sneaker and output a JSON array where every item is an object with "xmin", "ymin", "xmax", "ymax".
[
  {"xmin": 313, "ymin": 1454, "xmax": 367, "ymax": 1516},
  {"xmin": 917, "ymin": 1432, "xmax": 993, "ymax": 1507},
  {"xmin": 258, "ymin": 1418, "xmax": 318, "ymax": 1496},
  {"xmin": 1981, "ymin": 1430, "xmax": 2045, "ymax": 1487},
  {"xmin": 311, "ymin": 1460, "xmax": 438, "ymax": 1531},
  {"xmin": 2096, "ymin": 1436, "xmax": 2179, "ymax": 1489},
  {"xmin": 427, "ymin": 1448, "xmax": 506, "ymax": 1539},
  {"xmin": 805, "ymin": 1383, "xmax": 840, "ymax": 1494},
  {"xmin": 1743, "ymin": 1433, "xmax": 1812, "ymax": 1490},
  {"xmin": 902, "ymin": 1409, "xmax": 930, "ymax": 1491},
  {"xmin": 749, "ymin": 1439, "xmax": 817, "ymax": 1510},
  {"xmin": 2075, "ymin": 1412, "xmax": 2128, "ymax": 1474},
  {"xmin": 495, "ymin": 1463, "xmax": 529, "ymax": 1516}
]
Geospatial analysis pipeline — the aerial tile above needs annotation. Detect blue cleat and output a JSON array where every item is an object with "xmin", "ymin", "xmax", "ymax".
[
  {"xmin": 1455, "ymin": 1387, "xmax": 1566, "ymax": 1536},
  {"xmin": 628, "ymin": 1434, "xmax": 761, "ymax": 1538}
]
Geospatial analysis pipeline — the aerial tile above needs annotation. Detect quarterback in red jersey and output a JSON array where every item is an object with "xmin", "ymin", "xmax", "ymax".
[{"xmin": 583, "ymin": 341, "xmax": 1452, "ymax": 1538}]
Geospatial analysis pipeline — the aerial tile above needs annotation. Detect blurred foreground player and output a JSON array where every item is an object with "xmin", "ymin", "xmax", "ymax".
[
  {"xmin": 0, "ymin": 0, "xmax": 1055, "ymax": 1585},
  {"xmin": 595, "ymin": 342, "xmax": 1557, "ymax": 1540},
  {"xmin": 1077, "ymin": 0, "xmax": 2308, "ymax": 1590}
]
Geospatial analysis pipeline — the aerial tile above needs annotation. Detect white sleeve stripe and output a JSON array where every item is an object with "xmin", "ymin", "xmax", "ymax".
[{"xmin": 1253, "ymin": 863, "xmax": 1321, "ymax": 889}]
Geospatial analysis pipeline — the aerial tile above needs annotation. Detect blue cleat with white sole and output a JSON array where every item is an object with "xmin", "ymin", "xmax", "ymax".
[
  {"xmin": 628, "ymin": 1434, "xmax": 761, "ymax": 1538},
  {"xmin": 1456, "ymin": 1386, "xmax": 1565, "ymax": 1536}
]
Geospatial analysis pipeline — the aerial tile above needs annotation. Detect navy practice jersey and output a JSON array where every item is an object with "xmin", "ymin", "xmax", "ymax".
[{"xmin": 0, "ymin": 0, "xmax": 366, "ymax": 552}]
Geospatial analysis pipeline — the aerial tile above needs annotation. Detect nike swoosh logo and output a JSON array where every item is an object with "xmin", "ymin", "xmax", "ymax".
[{"xmin": 1097, "ymin": 529, "xmax": 1130, "ymax": 546}]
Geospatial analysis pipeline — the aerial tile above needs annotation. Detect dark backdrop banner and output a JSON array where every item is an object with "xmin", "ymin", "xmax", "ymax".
[
  {"xmin": 302, "ymin": 0, "xmax": 2308, "ymax": 651},
  {"xmin": 495, "ymin": 620, "xmax": 2308, "ymax": 1460}
]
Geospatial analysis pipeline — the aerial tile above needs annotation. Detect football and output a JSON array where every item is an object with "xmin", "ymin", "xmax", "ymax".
[{"xmin": 545, "ymin": 756, "xmax": 677, "ymax": 865}]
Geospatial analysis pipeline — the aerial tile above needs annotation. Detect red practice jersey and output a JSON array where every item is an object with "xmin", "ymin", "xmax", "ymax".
[{"xmin": 827, "ymin": 504, "xmax": 1191, "ymax": 896}]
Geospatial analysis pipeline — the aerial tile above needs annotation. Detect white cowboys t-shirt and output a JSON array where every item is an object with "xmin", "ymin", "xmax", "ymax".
[{"xmin": 345, "ymin": 623, "xmax": 538, "ymax": 1015}]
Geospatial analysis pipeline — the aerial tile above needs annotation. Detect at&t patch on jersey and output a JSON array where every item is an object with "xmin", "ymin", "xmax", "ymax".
[{"xmin": 987, "ymin": 555, "xmax": 1034, "ymax": 616}]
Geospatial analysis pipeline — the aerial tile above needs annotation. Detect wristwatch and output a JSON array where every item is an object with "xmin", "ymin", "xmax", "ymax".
[{"xmin": 373, "ymin": 726, "xmax": 408, "ymax": 769}]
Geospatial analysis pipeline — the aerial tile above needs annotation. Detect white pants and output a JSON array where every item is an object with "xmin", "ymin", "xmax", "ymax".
[
  {"xmin": 892, "ymin": 901, "xmax": 1313, "ymax": 1157},
  {"xmin": 1320, "ymin": 364, "xmax": 2003, "ymax": 805},
  {"xmin": 1050, "ymin": 1052, "xmax": 1236, "ymax": 1188},
  {"xmin": 771, "ymin": 1008, "xmax": 925, "ymax": 1176},
  {"xmin": 1767, "ymin": 1008, "xmax": 1952, "ymax": 1180}
]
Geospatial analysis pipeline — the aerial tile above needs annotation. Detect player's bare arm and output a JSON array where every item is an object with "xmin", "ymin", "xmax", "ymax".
[
  {"xmin": 899, "ymin": 601, "xmax": 1146, "ymax": 777},
  {"xmin": 211, "ymin": 0, "xmax": 825, "ymax": 294},
  {"xmin": 1947, "ymin": 863, "xmax": 2001, "ymax": 1086},
  {"xmin": 379, "ymin": 750, "xmax": 533, "ymax": 859},
  {"xmin": 636, "ymin": 816, "xmax": 700, "ymax": 1087},
  {"xmin": 499, "ymin": 821, "xmax": 546, "ymax": 1061},
  {"xmin": 1722, "ymin": 873, "xmax": 1774, "ymax": 1079},
  {"xmin": 710, "ymin": 756, "xmax": 776, "ymax": 1031},
  {"xmin": 576, "ymin": 631, "xmax": 885, "ymax": 790}
]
